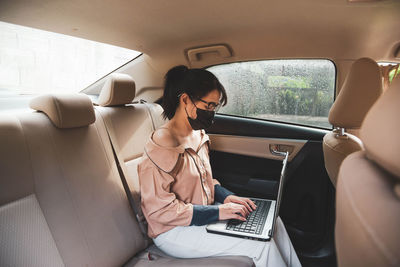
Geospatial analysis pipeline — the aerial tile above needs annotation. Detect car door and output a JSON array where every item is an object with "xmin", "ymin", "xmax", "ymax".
[{"xmin": 207, "ymin": 59, "xmax": 337, "ymax": 267}]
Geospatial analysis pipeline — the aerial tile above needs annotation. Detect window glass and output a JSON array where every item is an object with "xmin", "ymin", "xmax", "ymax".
[
  {"xmin": 0, "ymin": 21, "xmax": 141, "ymax": 95},
  {"xmin": 208, "ymin": 59, "xmax": 336, "ymax": 129}
]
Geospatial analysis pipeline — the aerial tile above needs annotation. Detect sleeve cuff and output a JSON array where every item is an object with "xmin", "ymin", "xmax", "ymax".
[
  {"xmin": 190, "ymin": 205, "xmax": 219, "ymax": 226},
  {"xmin": 214, "ymin": 184, "xmax": 234, "ymax": 204}
]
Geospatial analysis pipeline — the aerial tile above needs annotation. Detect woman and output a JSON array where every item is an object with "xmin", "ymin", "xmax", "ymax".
[{"xmin": 138, "ymin": 65, "xmax": 301, "ymax": 267}]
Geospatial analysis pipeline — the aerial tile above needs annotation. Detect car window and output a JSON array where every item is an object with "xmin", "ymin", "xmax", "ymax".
[
  {"xmin": 208, "ymin": 59, "xmax": 336, "ymax": 129},
  {"xmin": 0, "ymin": 21, "xmax": 141, "ymax": 96}
]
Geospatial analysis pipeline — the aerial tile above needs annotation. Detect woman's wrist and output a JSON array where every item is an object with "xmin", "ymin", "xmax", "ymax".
[
  {"xmin": 214, "ymin": 184, "xmax": 234, "ymax": 203},
  {"xmin": 190, "ymin": 205, "xmax": 219, "ymax": 225}
]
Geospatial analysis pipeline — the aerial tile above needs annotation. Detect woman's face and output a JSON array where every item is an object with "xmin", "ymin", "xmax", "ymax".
[{"xmin": 185, "ymin": 89, "xmax": 221, "ymax": 119}]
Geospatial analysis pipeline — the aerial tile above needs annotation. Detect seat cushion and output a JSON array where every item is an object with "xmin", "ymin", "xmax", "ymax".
[
  {"xmin": 0, "ymin": 195, "xmax": 64, "ymax": 267},
  {"xmin": 125, "ymin": 254, "xmax": 254, "ymax": 267}
]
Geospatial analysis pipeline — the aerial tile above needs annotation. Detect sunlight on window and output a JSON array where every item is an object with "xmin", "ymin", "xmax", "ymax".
[{"xmin": 0, "ymin": 21, "xmax": 141, "ymax": 95}]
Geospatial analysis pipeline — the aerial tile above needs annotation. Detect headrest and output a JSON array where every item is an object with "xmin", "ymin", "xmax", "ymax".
[
  {"xmin": 30, "ymin": 94, "xmax": 95, "ymax": 129},
  {"xmin": 329, "ymin": 58, "xmax": 383, "ymax": 129},
  {"xmin": 361, "ymin": 77, "xmax": 400, "ymax": 178},
  {"xmin": 97, "ymin": 73, "xmax": 136, "ymax": 106}
]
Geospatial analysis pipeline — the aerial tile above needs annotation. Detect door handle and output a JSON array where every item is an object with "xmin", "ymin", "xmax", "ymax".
[{"xmin": 269, "ymin": 144, "xmax": 294, "ymax": 157}]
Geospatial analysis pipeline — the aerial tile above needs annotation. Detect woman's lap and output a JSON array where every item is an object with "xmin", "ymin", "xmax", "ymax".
[{"xmin": 153, "ymin": 217, "xmax": 301, "ymax": 267}]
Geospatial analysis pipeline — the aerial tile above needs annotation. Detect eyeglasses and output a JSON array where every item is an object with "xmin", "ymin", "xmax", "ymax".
[
  {"xmin": 178, "ymin": 93, "xmax": 221, "ymax": 112},
  {"xmin": 191, "ymin": 96, "xmax": 221, "ymax": 112}
]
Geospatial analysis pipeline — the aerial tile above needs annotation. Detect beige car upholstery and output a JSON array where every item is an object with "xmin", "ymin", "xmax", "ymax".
[
  {"xmin": 96, "ymin": 75, "xmax": 255, "ymax": 266},
  {"xmin": 29, "ymin": 94, "xmax": 96, "ymax": 128},
  {"xmin": 209, "ymin": 134, "xmax": 306, "ymax": 162},
  {"xmin": 97, "ymin": 73, "xmax": 137, "ymax": 106},
  {"xmin": 323, "ymin": 57, "xmax": 383, "ymax": 186},
  {"xmin": 97, "ymin": 72, "xmax": 165, "ymax": 199},
  {"xmin": 1, "ymin": 96, "xmax": 147, "ymax": 266},
  {"xmin": 335, "ymin": 78, "xmax": 400, "ymax": 267},
  {"xmin": 329, "ymin": 58, "xmax": 382, "ymax": 129},
  {"xmin": 0, "ymin": 87, "xmax": 254, "ymax": 265}
]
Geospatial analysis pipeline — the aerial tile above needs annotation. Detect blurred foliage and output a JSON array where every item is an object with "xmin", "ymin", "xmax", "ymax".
[
  {"xmin": 208, "ymin": 60, "xmax": 335, "ymax": 128},
  {"xmin": 389, "ymin": 67, "xmax": 400, "ymax": 83}
]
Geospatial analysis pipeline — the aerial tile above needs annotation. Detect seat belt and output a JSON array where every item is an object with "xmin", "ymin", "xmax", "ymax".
[
  {"xmin": 140, "ymin": 99, "xmax": 157, "ymax": 130},
  {"xmin": 96, "ymin": 110, "xmax": 149, "ymax": 244}
]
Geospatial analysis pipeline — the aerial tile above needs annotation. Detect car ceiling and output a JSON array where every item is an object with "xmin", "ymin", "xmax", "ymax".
[{"xmin": 0, "ymin": 0, "xmax": 399, "ymax": 71}]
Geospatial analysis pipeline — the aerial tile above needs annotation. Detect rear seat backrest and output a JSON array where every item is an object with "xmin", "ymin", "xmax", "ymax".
[
  {"xmin": 95, "ymin": 75, "xmax": 256, "ymax": 267},
  {"xmin": 0, "ymin": 115, "xmax": 64, "ymax": 267},
  {"xmin": 96, "ymin": 73, "xmax": 166, "ymax": 193},
  {"xmin": 0, "ymin": 94, "xmax": 146, "ymax": 266},
  {"xmin": 1, "ymin": 85, "xmax": 255, "ymax": 267}
]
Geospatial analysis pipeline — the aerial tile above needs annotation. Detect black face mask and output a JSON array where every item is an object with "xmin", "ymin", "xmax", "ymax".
[{"xmin": 185, "ymin": 104, "xmax": 215, "ymax": 130}]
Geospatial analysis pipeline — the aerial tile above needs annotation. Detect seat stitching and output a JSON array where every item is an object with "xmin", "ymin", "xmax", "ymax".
[
  {"xmin": 92, "ymin": 111, "xmax": 120, "ymax": 184},
  {"xmin": 45, "ymin": 121, "xmax": 95, "ymax": 264},
  {"xmin": 15, "ymin": 115, "xmax": 36, "ymax": 196},
  {"xmin": 52, "ymin": 95, "xmax": 63, "ymax": 127},
  {"xmin": 323, "ymin": 139, "xmax": 357, "ymax": 156},
  {"xmin": 18, "ymin": 115, "xmax": 66, "ymax": 261}
]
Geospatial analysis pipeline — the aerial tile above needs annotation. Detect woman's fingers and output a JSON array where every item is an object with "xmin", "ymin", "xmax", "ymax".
[
  {"xmin": 237, "ymin": 199, "xmax": 252, "ymax": 213},
  {"xmin": 219, "ymin": 199, "xmax": 259, "ymax": 221},
  {"xmin": 234, "ymin": 208, "xmax": 246, "ymax": 218},
  {"xmin": 235, "ymin": 214, "xmax": 246, "ymax": 221},
  {"xmin": 245, "ymin": 198, "xmax": 257, "ymax": 211},
  {"xmin": 233, "ymin": 211, "xmax": 246, "ymax": 221},
  {"xmin": 233, "ymin": 204, "xmax": 248, "ymax": 218},
  {"xmin": 233, "ymin": 197, "xmax": 256, "ymax": 212}
]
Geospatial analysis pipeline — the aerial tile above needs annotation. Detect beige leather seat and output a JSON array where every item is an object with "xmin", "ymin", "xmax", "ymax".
[
  {"xmin": 96, "ymin": 74, "xmax": 254, "ymax": 266},
  {"xmin": 335, "ymin": 77, "xmax": 400, "ymax": 267},
  {"xmin": 95, "ymin": 73, "xmax": 164, "ymax": 244},
  {"xmin": 0, "ymin": 94, "xmax": 147, "ymax": 267},
  {"xmin": 323, "ymin": 57, "xmax": 383, "ymax": 187},
  {"xmin": 96, "ymin": 74, "xmax": 248, "ymax": 263},
  {"xmin": 0, "ymin": 78, "xmax": 254, "ymax": 266}
]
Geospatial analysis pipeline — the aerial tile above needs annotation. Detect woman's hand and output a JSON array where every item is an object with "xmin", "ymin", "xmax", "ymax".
[
  {"xmin": 218, "ymin": 202, "xmax": 249, "ymax": 221},
  {"xmin": 223, "ymin": 195, "xmax": 257, "ymax": 213}
]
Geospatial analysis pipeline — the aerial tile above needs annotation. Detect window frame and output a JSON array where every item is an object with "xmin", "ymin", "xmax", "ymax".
[
  {"xmin": 80, "ymin": 52, "xmax": 143, "ymax": 93},
  {"xmin": 206, "ymin": 58, "xmax": 337, "ymax": 130}
]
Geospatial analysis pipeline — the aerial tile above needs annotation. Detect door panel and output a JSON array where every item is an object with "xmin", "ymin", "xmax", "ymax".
[
  {"xmin": 209, "ymin": 134, "xmax": 306, "ymax": 161},
  {"xmin": 207, "ymin": 114, "xmax": 336, "ymax": 267}
]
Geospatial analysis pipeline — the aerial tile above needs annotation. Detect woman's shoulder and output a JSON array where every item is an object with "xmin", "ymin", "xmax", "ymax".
[
  {"xmin": 152, "ymin": 127, "xmax": 179, "ymax": 147},
  {"xmin": 141, "ymin": 127, "xmax": 184, "ymax": 174}
]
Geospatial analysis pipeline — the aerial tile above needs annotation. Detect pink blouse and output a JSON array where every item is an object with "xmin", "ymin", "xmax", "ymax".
[{"xmin": 138, "ymin": 129, "xmax": 221, "ymax": 238}]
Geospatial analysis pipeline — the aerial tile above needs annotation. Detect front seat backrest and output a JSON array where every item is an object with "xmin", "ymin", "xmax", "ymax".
[
  {"xmin": 335, "ymin": 77, "xmax": 400, "ymax": 267},
  {"xmin": 323, "ymin": 57, "xmax": 383, "ymax": 186}
]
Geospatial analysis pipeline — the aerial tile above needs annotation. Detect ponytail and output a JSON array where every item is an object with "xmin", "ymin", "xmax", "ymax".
[{"xmin": 162, "ymin": 65, "xmax": 188, "ymax": 120}]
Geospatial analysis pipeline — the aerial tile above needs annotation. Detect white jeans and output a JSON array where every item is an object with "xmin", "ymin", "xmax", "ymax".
[{"xmin": 153, "ymin": 217, "xmax": 301, "ymax": 267}]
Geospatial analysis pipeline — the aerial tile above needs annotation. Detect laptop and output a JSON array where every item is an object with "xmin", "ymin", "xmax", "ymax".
[{"xmin": 206, "ymin": 152, "xmax": 289, "ymax": 241}]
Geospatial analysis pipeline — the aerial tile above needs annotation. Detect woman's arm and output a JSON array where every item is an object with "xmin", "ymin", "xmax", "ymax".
[
  {"xmin": 190, "ymin": 205, "xmax": 219, "ymax": 225},
  {"xmin": 140, "ymin": 164, "xmax": 194, "ymax": 227},
  {"xmin": 214, "ymin": 184, "xmax": 234, "ymax": 203}
]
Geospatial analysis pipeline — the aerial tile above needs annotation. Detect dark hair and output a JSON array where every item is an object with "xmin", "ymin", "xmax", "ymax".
[{"xmin": 161, "ymin": 65, "xmax": 228, "ymax": 120}]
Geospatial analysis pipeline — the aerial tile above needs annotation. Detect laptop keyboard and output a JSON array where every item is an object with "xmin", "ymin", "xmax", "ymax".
[{"xmin": 226, "ymin": 199, "xmax": 271, "ymax": 235}]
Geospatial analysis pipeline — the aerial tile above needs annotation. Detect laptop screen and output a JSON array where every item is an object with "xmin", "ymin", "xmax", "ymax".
[{"xmin": 270, "ymin": 152, "xmax": 289, "ymax": 236}]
